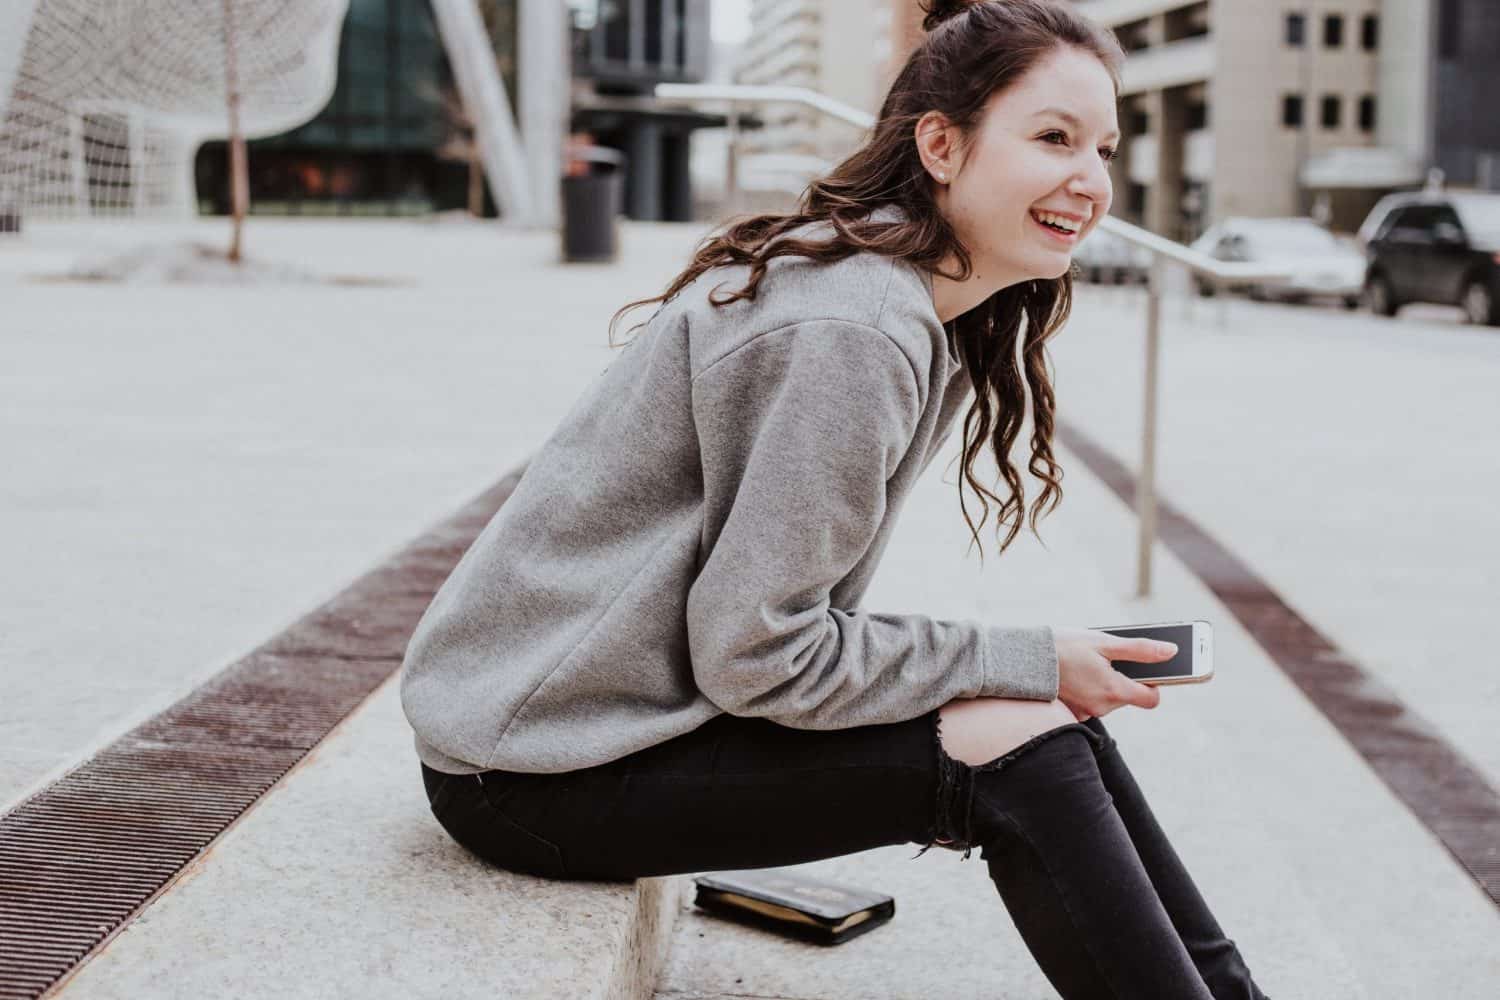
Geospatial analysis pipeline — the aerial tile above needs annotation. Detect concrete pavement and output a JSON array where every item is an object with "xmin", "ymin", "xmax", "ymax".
[{"xmin": 3, "ymin": 216, "xmax": 1497, "ymax": 998}]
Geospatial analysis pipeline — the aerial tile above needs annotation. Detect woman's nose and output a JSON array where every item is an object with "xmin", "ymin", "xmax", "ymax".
[{"xmin": 1068, "ymin": 156, "xmax": 1112, "ymax": 210}]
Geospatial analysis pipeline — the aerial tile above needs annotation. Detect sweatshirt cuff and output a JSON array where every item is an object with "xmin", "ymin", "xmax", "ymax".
[{"xmin": 979, "ymin": 625, "xmax": 1060, "ymax": 701}]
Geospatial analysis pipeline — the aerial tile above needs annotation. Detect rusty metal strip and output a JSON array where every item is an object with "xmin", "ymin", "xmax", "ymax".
[
  {"xmin": 0, "ymin": 468, "xmax": 525, "ymax": 999},
  {"xmin": 1057, "ymin": 419, "xmax": 1500, "ymax": 910}
]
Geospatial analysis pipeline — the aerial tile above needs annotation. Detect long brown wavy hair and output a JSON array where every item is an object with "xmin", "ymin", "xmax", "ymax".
[{"xmin": 606, "ymin": 0, "xmax": 1124, "ymax": 564}]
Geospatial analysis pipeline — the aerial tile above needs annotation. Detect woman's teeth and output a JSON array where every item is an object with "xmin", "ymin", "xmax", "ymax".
[{"xmin": 1031, "ymin": 210, "xmax": 1082, "ymax": 234}]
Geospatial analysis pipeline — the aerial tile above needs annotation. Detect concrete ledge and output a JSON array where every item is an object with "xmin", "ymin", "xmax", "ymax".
[
  {"xmin": 52, "ymin": 668, "xmax": 691, "ymax": 999},
  {"xmin": 40, "ymin": 463, "xmax": 691, "ymax": 999}
]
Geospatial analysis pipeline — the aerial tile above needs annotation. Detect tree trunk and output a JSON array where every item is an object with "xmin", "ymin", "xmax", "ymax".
[
  {"xmin": 468, "ymin": 151, "xmax": 483, "ymax": 217},
  {"xmin": 222, "ymin": 0, "xmax": 248, "ymax": 263}
]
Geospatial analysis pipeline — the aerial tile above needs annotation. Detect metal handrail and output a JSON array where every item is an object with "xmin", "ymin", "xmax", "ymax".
[{"xmin": 655, "ymin": 81, "xmax": 1301, "ymax": 597}]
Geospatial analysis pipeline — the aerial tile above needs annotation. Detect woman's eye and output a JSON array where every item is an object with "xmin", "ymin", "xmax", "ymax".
[{"xmin": 1042, "ymin": 130, "xmax": 1118, "ymax": 162}]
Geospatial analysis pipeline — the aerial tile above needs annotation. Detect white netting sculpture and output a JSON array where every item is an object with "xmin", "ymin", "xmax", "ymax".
[{"xmin": 0, "ymin": 0, "xmax": 349, "ymax": 219}]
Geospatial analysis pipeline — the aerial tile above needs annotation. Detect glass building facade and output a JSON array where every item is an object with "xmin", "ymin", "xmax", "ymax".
[
  {"xmin": 196, "ymin": 0, "xmax": 516, "ymax": 215},
  {"xmin": 195, "ymin": 0, "xmax": 727, "ymax": 220},
  {"xmin": 1432, "ymin": 0, "xmax": 1500, "ymax": 188}
]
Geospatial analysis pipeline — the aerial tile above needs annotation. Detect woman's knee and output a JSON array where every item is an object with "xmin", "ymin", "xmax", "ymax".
[{"xmin": 936, "ymin": 696, "xmax": 1079, "ymax": 767}]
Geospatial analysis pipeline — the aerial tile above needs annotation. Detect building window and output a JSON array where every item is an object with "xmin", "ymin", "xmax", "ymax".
[
  {"xmin": 1358, "ymin": 95, "xmax": 1376, "ymax": 132},
  {"xmin": 1361, "ymin": 14, "xmax": 1378, "ymax": 51},
  {"xmin": 1324, "ymin": 13, "xmax": 1343, "ymax": 48},
  {"xmin": 1438, "ymin": 0, "xmax": 1460, "ymax": 58},
  {"xmin": 1186, "ymin": 101, "xmax": 1208, "ymax": 131},
  {"xmin": 1285, "ymin": 12, "xmax": 1306, "ymax": 46},
  {"xmin": 1321, "ymin": 94, "xmax": 1341, "ymax": 129},
  {"xmin": 1282, "ymin": 94, "xmax": 1304, "ymax": 128},
  {"xmin": 1130, "ymin": 108, "xmax": 1150, "ymax": 135}
]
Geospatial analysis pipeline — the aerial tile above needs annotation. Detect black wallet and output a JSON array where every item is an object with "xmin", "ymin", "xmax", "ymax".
[{"xmin": 691, "ymin": 868, "xmax": 895, "ymax": 946}]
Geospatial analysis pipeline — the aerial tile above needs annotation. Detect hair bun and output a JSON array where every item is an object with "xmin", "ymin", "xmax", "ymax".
[{"xmin": 921, "ymin": 0, "xmax": 973, "ymax": 32}]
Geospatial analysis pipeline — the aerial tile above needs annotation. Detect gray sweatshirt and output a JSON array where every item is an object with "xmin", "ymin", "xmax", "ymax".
[{"xmin": 400, "ymin": 203, "xmax": 1060, "ymax": 775}]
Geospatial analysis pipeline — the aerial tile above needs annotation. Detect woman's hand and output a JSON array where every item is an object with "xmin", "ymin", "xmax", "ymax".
[{"xmin": 1051, "ymin": 626, "xmax": 1176, "ymax": 721}]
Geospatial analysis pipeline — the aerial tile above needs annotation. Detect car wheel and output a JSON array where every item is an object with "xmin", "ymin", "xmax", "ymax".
[
  {"xmin": 1342, "ymin": 295, "xmax": 1360, "ymax": 310},
  {"xmin": 1364, "ymin": 274, "xmax": 1398, "ymax": 317},
  {"xmin": 1462, "ymin": 279, "xmax": 1497, "ymax": 326},
  {"xmin": 1247, "ymin": 285, "xmax": 1268, "ymax": 302},
  {"xmin": 1196, "ymin": 278, "xmax": 1216, "ymax": 298}
]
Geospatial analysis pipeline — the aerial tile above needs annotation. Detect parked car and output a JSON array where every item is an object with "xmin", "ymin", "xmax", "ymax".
[
  {"xmin": 1357, "ymin": 191, "xmax": 1500, "ymax": 325},
  {"xmin": 1188, "ymin": 217, "xmax": 1366, "ymax": 308},
  {"xmin": 1071, "ymin": 226, "xmax": 1151, "ymax": 284}
]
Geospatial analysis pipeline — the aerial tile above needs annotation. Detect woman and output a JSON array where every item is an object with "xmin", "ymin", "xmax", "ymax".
[{"xmin": 401, "ymin": 1, "xmax": 1271, "ymax": 996}]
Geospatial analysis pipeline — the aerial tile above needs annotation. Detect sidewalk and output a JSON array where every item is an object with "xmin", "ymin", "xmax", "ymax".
[{"xmin": 3, "ymin": 217, "xmax": 1497, "ymax": 998}]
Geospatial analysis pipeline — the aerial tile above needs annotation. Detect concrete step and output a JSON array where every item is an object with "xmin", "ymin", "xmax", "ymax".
[{"xmin": 51, "ymin": 674, "xmax": 689, "ymax": 1000}]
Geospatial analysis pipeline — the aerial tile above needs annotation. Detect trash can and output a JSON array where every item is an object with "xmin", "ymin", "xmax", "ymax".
[{"xmin": 561, "ymin": 145, "xmax": 625, "ymax": 263}]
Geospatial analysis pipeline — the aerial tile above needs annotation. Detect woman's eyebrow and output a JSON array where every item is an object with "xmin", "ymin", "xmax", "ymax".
[{"xmin": 1031, "ymin": 106, "xmax": 1121, "ymax": 144}]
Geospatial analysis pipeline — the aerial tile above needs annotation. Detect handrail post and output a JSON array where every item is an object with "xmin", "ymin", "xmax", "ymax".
[
  {"xmin": 1137, "ymin": 253, "xmax": 1165, "ymax": 598},
  {"xmin": 725, "ymin": 98, "xmax": 740, "ymax": 215}
]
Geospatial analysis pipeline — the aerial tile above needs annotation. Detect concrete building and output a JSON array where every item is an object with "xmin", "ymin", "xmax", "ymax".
[
  {"xmin": 1072, "ymin": 0, "xmax": 1499, "ymax": 237},
  {"xmin": 878, "ymin": 1, "xmax": 1394, "ymax": 236},
  {"xmin": 733, "ymin": 0, "xmax": 887, "ymax": 170},
  {"xmin": 1064, "ymin": 0, "xmax": 1388, "ymax": 239},
  {"xmin": 727, "ymin": 1, "xmax": 1500, "ymax": 235}
]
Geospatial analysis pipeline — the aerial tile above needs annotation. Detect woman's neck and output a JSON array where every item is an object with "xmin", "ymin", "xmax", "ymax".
[{"xmin": 928, "ymin": 251, "xmax": 1028, "ymax": 324}]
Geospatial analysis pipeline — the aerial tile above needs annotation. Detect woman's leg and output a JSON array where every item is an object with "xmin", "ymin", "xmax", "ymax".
[
  {"xmin": 421, "ymin": 702, "xmax": 1267, "ymax": 999},
  {"xmin": 935, "ymin": 698, "xmax": 1268, "ymax": 999},
  {"xmin": 942, "ymin": 712, "xmax": 1217, "ymax": 999},
  {"xmin": 1077, "ymin": 715, "xmax": 1269, "ymax": 1000},
  {"xmin": 426, "ymin": 709, "xmax": 943, "ymax": 882}
]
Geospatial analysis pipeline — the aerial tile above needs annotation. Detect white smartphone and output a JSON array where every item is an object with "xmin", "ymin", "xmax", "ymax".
[{"xmin": 1089, "ymin": 619, "xmax": 1214, "ymax": 686}]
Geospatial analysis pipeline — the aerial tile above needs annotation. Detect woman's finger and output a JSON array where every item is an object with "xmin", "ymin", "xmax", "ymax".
[{"xmin": 1095, "ymin": 632, "xmax": 1177, "ymax": 662}]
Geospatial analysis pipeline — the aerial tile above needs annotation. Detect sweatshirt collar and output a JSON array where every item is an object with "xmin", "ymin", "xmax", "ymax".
[{"xmin": 863, "ymin": 203, "xmax": 962, "ymax": 372}]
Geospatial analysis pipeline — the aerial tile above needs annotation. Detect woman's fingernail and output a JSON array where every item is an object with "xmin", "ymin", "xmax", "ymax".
[{"xmin": 1159, "ymin": 642, "xmax": 1177, "ymax": 653}]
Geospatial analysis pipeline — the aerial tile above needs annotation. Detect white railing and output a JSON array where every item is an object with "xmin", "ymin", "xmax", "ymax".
[{"xmin": 655, "ymin": 82, "xmax": 1298, "ymax": 597}]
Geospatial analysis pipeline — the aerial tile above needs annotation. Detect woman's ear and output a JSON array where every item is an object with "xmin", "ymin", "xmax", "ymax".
[{"xmin": 915, "ymin": 111, "xmax": 962, "ymax": 182}]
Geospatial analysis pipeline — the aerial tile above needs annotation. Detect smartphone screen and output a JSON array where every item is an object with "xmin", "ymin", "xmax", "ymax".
[{"xmin": 1099, "ymin": 624, "xmax": 1195, "ymax": 680}]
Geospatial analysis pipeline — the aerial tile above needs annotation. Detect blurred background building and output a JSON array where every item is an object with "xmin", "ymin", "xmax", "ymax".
[
  {"xmin": 197, "ymin": 0, "xmax": 739, "ymax": 222},
  {"xmin": 727, "ymin": 0, "xmax": 1499, "ymax": 237},
  {"xmin": 4, "ymin": 0, "xmax": 1497, "ymax": 234},
  {"xmin": 724, "ymin": 0, "xmax": 888, "ymax": 210},
  {"xmin": 566, "ymin": 0, "xmax": 744, "ymax": 222},
  {"xmin": 1064, "ymin": 0, "xmax": 1499, "ymax": 239}
]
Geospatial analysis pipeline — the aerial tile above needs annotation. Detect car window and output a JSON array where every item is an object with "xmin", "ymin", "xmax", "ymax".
[
  {"xmin": 1432, "ymin": 204, "xmax": 1466, "ymax": 235},
  {"xmin": 1371, "ymin": 204, "xmax": 1409, "ymax": 241},
  {"xmin": 1392, "ymin": 205, "xmax": 1440, "ymax": 234}
]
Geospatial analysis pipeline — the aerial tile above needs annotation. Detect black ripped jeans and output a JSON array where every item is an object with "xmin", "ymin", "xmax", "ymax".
[{"xmin": 420, "ymin": 708, "xmax": 1271, "ymax": 1000}]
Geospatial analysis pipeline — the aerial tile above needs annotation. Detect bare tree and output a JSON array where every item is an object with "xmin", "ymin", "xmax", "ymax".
[{"xmin": 434, "ymin": 80, "xmax": 484, "ymax": 217}]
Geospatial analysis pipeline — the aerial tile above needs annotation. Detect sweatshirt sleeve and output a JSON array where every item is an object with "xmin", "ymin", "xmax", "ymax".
[{"xmin": 686, "ymin": 319, "xmax": 1058, "ymax": 730}]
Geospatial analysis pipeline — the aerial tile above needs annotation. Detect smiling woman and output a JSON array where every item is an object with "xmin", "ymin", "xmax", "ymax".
[
  {"xmin": 916, "ymin": 48, "xmax": 1122, "ymax": 321},
  {"xmin": 404, "ymin": 4, "xmax": 1274, "ymax": 998}
]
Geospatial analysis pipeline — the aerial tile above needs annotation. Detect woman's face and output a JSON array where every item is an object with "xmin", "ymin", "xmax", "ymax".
[{"xmin": 924, "ymin": 45, "xmax": 1119, "ymax": 286}]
